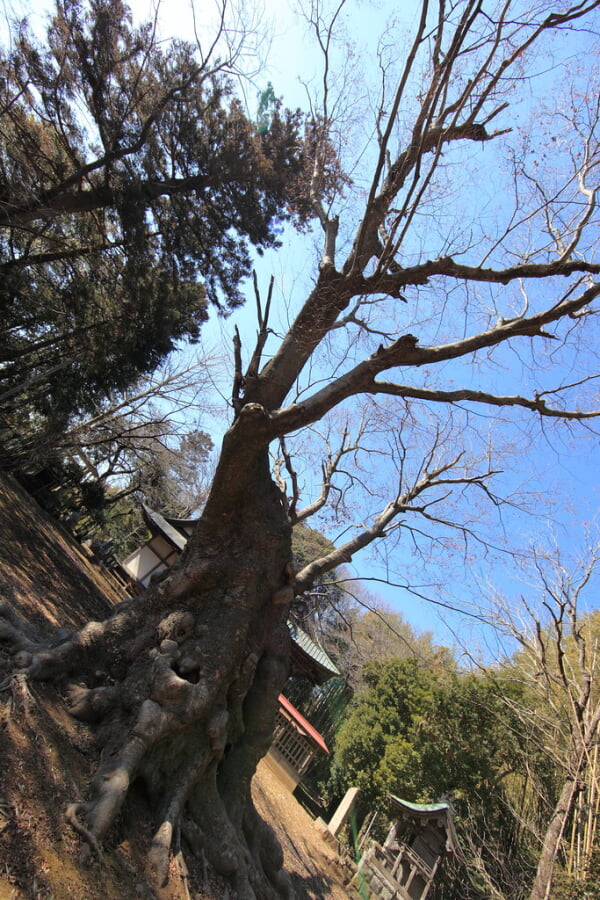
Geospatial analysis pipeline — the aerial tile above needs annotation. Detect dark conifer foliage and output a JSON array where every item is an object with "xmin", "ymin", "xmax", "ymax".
[{"xmin": 0, "ymin": 0, "xmax": 308, "ymax": 423}]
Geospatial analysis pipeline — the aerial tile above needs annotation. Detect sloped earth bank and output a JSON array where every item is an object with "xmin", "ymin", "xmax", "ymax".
[{"xmin": 0, "ymin": 473, "xmax": 352, "ymax": 900}]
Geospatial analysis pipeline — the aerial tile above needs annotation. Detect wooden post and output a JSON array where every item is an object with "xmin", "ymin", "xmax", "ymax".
[{"xmin": 328, "ymin": 787, "xmax": 360, "ymax": 838}]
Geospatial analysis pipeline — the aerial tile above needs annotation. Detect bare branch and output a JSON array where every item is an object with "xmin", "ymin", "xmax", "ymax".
[
  {"xmin": 246, "ymin": 273, "xmax": 274, "ymax": 383},
  {"xmin": 268, "ymin": 280, "xmax": 600, "ymax": 435},
  {"xmin": 294, "ymin": 452, "xmax": 483, "ymax": 593},
  {"xmin": 232, "ymin": 326, "xmax": 243, "ymax": 413},
  {"xmin": 293, "ymin": 426, "xmax": 352, "ymax": 524}
]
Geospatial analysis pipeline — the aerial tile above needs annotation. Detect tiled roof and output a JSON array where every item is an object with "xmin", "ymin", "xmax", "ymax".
[
  {"xmin": 289, "ymin": 624, "xmax": 341, "ymax": 682},
  {"xmin": 142, "ymin": 505, "xmax": 188, "ymax": 551}
]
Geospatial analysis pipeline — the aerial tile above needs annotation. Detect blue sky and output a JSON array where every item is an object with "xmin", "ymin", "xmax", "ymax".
[
  {"xmin": 155, "ymin": 0, "xmax": 600, "ymax": 651},
  {"xmin": 5, "ymin": 0, "xmax": 599, "ymax": 653}
]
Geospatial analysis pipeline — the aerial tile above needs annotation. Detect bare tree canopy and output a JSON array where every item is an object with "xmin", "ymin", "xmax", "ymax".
[
  {"xmin": 1, "ymin": 1, "xmax": 600, "ymax": 898},
  {"xmin": 486, "ymin": 545, "xmax": 600, "ymax": 900}
]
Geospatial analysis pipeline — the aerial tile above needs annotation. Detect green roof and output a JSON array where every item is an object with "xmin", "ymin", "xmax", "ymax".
[
  {"xmin": 289, "ymin": 624, "xmax": 341, "ymax": 680},
  {"xmin": 388, "ymin": 794, "xmax": 463, "ymax": 858},
  {"xmin": 389, "ymin": 796, "xmax": 450, "ymax": 814}
]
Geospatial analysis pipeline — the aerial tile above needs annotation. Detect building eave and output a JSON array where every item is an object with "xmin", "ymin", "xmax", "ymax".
[
  {"xmin": 388, "ymin": 794, "xmax": 463, "ymax": 860},
  {"xmin": 278, "ymin": 693, "xmax": 330, "ymax": 755}
]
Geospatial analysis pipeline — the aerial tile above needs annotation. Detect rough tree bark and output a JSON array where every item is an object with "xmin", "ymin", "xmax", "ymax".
[
  {"xmin": 2, "ymin": 405, "xmax": 296, "ymax": 898},
  {"xmin": 2, "ymin": 0, "xmax": 600, "ymax": 897}
]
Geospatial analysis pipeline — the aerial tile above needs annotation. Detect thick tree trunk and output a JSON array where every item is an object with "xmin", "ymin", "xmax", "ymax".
[{"xmin": 0, "ymin": 408, "xmax": 298, "ymax": 898}]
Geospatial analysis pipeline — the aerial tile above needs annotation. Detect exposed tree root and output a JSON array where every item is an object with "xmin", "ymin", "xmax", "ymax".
[
  {"xmin": 172, "ymin": 851, "xmax": 192, "ymax": 900},
  {"xmin": 65, "ymin": 803, "xmax": 104, "ymax": 864},
  {"xmin": 147, "ymin": 745, "xmax": 213, "ymax": 886},
  {"xmin": 66, "ymin": 682, "xmax": 122, "ymax": 721},
  {"xmin": 4, "ymin": 671, "xmax": 35, "ymax": 720},
  {"xmin": 0, "ymin": 448, "xmax": 300, "ymax": 898},
  {"xmin": 0, "ymin": 601, "xmax": 40, "ymax": 651},
  {"xmin": 244, "ymin": 801, "xmax": 294, "ymax": 900}
]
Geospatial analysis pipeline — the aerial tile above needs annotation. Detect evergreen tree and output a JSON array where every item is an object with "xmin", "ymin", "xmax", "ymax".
[
  {"xmin": 329, "ymin": 658, "xmax": 535, "ymax": 898},
  {"xmin": 0, "ymin": 0, "xmax": 323, "ymax": 427}
]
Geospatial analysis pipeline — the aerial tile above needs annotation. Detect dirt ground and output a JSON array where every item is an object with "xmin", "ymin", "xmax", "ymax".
[
  {"xmin": 0, "ymin": 473, "xmax": 355, "ymax": 900},
  {"xmin": 253, "ymin": 761, "xmax": 353, "ymax": 900}
]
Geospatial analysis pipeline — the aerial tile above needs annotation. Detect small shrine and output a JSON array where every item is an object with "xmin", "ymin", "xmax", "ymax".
[
  {"xmin": 119, "ymin": 505, "xmax": 195, "ymax": 588},
  {"xmin": 355, "ymin": 794, "xmax": 461, "ymax": 900},
  {"xmin": 267, "ymin": 693, "xmax": 330, "ymax": 791}
]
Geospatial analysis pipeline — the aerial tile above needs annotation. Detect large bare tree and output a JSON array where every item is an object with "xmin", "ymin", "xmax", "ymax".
[{"xmin": 2, "ymin": 0, "xmax": 600, "ymax": 897}]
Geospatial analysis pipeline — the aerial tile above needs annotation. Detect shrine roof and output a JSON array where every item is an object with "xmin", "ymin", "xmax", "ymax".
[
  {"xmin": 278, "ymin": 693, "xmax": 329, "ymax": 755},
  {"xmin": 289, "ymin": 624, "xmax": 340, "ymax": 683},
  {"xmin": 142, "ymin": 505, "xmax": 188, "ymax": 551},
  {"xmin": 389, "ymin": 797, "xmax": 450, "ymax": 814},
  {"xmin": 388, "ymin": 794, "xmax": 463, "ymax": 858}
]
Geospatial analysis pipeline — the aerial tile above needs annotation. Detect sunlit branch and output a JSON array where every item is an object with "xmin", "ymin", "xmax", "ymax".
[
  {"xmin": 480, "ymin": 541, "xmax": 600, "ymax": 900},
  {"xmin": 275, "ymin": 436, "xmax": 300, "ymax": 519},
  {"xmin": 294, "ymin": 453, "xmax": 477, "ymax": 593},
  {"xmin": 336, "ymin": 575, "xmax": 493, "ymax": 624},
  {"xmin": 246, "ymin": 272, "xmax": 274, "ymax": 382},
  {"xmin": 340, "ymin": 0, "xmax": 600, "ymax": 282},
  {"xmin": 366, "ymin": 255, "xmax": 600, "ymax": 294},
  {"xmin": 328, "ymin": 581, "xmax": 422, "ymax": 656},
  {"xmin": 344, "ymin": 0, "xmax": 431, "ymax": 275},
  {"xmin": 362, "ymin": 384, "xmax": 600, "ymax": 420},
  {"xmin": 293, "ymin": 427, "xmax": 354, "ymax": 524},
  {"xmin": 268, "ymin": 280, "xmax": 600, "ymax": 436},
  {"xmin": 260, "ymin": 251, "xmax": 600, "ymax": 414}
]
